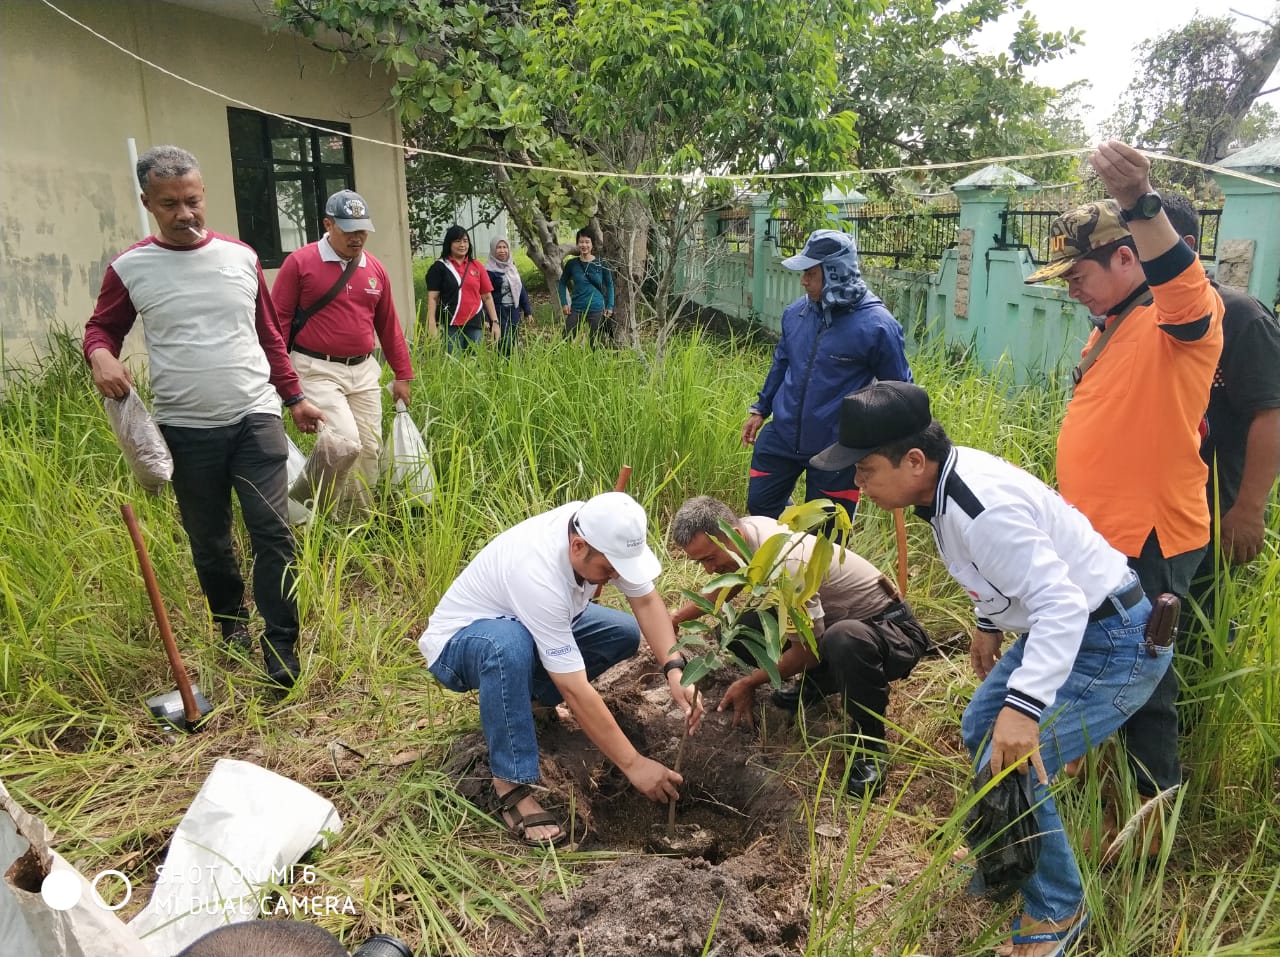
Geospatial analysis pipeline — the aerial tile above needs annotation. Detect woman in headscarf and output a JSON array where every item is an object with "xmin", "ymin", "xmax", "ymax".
[
  {"xmin": 484, "ymin": 235, "xmax": 534, "ymax": 355},
  {"xmin": 425, "ymin": 225, "xmax": 501, "ymax": 354}
]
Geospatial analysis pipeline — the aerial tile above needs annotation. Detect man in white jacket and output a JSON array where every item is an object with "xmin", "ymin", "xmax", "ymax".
[{"xmin": 812, "ymin": 381, "xmax": 1168, "ymax": 957}]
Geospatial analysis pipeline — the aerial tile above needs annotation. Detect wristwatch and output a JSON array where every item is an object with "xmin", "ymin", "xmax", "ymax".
[{"xmin": 1120, "ymin": 192, "xmax": 1162, "ymax": 223}]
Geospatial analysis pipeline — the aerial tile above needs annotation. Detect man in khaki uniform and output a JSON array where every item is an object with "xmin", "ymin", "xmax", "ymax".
[{"xmin": 669, "ymin": 495, "xmax": 930, "ymax": 797}]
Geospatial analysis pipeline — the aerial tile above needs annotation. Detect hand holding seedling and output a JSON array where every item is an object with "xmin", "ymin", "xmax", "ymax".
[{"xmin": 667, "ymin": 674, "xmax": 704, "ymax": 734}]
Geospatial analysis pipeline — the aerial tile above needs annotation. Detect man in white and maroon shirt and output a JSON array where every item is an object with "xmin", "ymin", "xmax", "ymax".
[
  {"xmin": 272, "ymin": 190, "xmax": 413, "ymax": 507},
  {"xmin": 84, "ymin": 145, "xmax": 325, "ymax": 688}
]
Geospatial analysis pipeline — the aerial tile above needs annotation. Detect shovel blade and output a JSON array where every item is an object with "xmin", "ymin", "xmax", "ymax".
[{"xmin": 146, "ymin": 685, "xmax": 213, "ymax": 733}]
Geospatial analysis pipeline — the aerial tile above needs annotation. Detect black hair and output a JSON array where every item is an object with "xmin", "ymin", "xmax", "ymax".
[
  {"xmin": 441, "ymin": 224, "xmax": 473, "ymax": 261},
  {"xmin": 1083, "ymin": 235, "xmax": 1138, "ymax": 270},
  {"xmin": 876, "ymin": 419, "xmax": 953, "ymax": 466},
  {"xmin": 1161, "ymin": 191, "xmax": 1200, "ymax": 247},
  {"xmin": 175, "ymin": 920, "xmax": 347, "ymax": 957},
  {"xmin": 575, "ymin": 227, "xmax": 598, "ymax": 246}
]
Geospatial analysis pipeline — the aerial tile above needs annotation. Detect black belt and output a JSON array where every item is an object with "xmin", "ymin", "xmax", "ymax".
[
  {"xmin": 293, "ymin": 346, "xmax": 371, "ymax": 365},
  {"xmin": 1088, "ymin": 578, "xmax": 1145, "ymax": 622},
  {"xmin": 871, "ymin": 600, "xmax": 913, "ymax": 626}
]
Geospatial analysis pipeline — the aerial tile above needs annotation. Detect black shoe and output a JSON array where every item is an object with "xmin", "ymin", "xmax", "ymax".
[
  {"xmin": 262, "ymin": 641, "xmax": 301, "ymax": 689},
  {"xmin": 770, "ymin": 677, "xmax": 829, "ymax": 712},
  {"xmin": 222, "ymin": 621, "xmax": 253, "ymax": 654},
  {"xmin": 846, "ymin": 747, "xmax": 888, "ymax": 799}
]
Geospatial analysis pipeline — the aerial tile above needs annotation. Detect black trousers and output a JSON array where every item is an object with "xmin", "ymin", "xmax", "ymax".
[
  {"xmin": 738, "ymin": 604, "xmax": 931, "ymax": 740},
  {"xmin": 564, "ymin": 309, "xmax": 606, "ymax": 345},
  {"xmin": 160, "ymin": 413, "xmax": 299, "ymax": 653},
  {"xmin": 815, "ymin": 608, "xmax": 931, "ymax": 740},
  {"xmin": 1118, "ymin": 528, "xmax": 1205, "ymax": 795}
]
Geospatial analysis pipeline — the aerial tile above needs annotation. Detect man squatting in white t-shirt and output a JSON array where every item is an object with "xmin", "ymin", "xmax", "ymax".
[
  {"xmin": 419, "ymin": 492, "xmax": 703, "ymax": 846},
  {"xmin": 85, "ymin": 146, "xmax": 326, "ymax": 688}
]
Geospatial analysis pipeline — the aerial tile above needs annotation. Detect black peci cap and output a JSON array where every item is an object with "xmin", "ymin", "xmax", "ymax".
[{"xmin": 809, "ymin": 381, "xmax": 932, "ymax": 471}]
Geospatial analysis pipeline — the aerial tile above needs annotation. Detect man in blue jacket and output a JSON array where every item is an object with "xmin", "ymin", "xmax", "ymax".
[{"xmin": 743, "ymin": 229, "xmax": 912, "ymax": 526}]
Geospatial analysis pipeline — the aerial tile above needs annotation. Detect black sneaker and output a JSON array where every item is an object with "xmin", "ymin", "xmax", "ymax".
[
  {"xmin": 222, "ymin": 621, "xmax": 253, "ymax": 654},
  {"xmin": 770, "ymin": 677, "xmax": 829, "ymax": 712},
  {"xmin": 846, "ymin": 744, "xmax": 888, "ymax": 799},
  {"xmin": 262, "ymin": 641, "xmax": 301, "ymax": 689}
]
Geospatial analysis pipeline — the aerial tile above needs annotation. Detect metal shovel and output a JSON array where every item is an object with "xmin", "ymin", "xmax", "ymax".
[{"xmin": 122, "ymin": 503, "xmax": 212, "ymax": 732}]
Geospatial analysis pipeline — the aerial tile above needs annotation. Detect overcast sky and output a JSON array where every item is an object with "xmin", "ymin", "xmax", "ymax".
[{"xmin": 975, "ymin": 0, "xmax": 1280, "ymax": 139}]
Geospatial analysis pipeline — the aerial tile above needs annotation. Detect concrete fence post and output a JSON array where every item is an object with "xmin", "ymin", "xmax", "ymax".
[
  {"xmin": 749, "ymin": 192, "xmax": 773, "ymax": 318},
  {"xmin": 950, "ymin": 165, "xmax": 1038, "ymax": 360}
]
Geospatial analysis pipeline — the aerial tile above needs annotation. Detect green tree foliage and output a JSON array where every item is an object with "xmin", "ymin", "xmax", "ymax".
[
  {"xmin": 277, "ymin": 0, "xmax": 865, "ymax": 334},
  {"xmin": 276, "ymin": 0, "xmax": 1083, "ymax": 330},
  {"xmin": 1109, "ymin": 7, "xmax": 1280, "ymax": 187},
  {"xmin": 835, "ymin": 0, "xmax": 1087, "ymax": 193}
]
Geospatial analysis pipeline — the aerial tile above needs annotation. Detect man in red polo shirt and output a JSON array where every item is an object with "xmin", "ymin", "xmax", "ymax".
[
  {"xmin": 272, "ymin": 190, "xmax": 414, "ymax": 510},
  {"xmin": 1025, "ymin": 141, "xmax": 1224, "ymax": 857}
]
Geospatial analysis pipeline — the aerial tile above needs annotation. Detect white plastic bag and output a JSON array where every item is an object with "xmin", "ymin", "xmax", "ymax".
[
  {"xmin": 2, "ymin": 779, "xmax": 149, "ymax": 957},
  {"xmin": 103, "ymin": 390, "xmax": 172, "ymax": 493},
  {"xmin": 289, "ymin": 424, "xmax": 359, "ymax": 507},
  {"xmin": 387, "ymin": 400, "xmax": 434, "ymax": 505},
  {"xmin": 283, "ymin": 435, "xmax": 312, "ymax": 525},
  {"xmin": 128, "ymin": 759, "xmax": 342, "ymax": 956}
]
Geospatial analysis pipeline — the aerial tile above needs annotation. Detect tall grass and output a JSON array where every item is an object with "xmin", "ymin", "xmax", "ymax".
[{"xmin": 2, "ymin": 326, "xmax": 1277, "ymax": 955}]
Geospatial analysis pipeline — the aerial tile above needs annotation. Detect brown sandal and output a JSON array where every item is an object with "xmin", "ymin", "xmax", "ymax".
[{"xmin": 493, "ymin": 784, "xmax": 569, "ymax": 847}]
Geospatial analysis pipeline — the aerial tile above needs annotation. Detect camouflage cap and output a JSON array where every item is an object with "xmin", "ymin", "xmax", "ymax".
[{"xmin": 1024, "ymin": 199, "xmax": 1131, "ymax": 284}]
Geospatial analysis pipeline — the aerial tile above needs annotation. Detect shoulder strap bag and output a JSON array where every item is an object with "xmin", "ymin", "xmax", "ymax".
[
  {"xmin": 289, "ymin": 255, "xmax": 361, "ymax": 350},
  {"xmin": 1071, "ymin": 288, "xmax": 1153, "ymax": 388}
]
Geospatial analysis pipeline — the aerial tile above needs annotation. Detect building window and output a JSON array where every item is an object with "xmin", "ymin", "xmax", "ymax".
[{"xmin": 227, "ymin": 108, "xmax": 355, "ymax": 268}]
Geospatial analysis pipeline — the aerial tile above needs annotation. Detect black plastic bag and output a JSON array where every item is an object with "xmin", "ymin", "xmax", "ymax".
[{"xmin": 963, "ymin": 765, "xmax": 1041, "ymax": 900}]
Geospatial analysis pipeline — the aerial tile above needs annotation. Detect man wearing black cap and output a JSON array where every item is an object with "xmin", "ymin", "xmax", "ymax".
[
  {"xmin": 813, "ymin": 381, "xmax": 1168, "ymax": 957},
  {"xmin": 742, "ymin": 228, "xmax": 912, "ymax": 526},
  {"xmin": 273, "ymin": 190, "xmax": 414, "ymax": 510}
]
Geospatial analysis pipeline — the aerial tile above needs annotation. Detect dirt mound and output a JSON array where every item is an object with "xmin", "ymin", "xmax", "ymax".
[
  {"xmin": 537, "ymin": 854, "xmax": 805, "ymax": 957},
  {"xmin": 440, "ymin": 655, "xmax": 848, "ymax": 954}
]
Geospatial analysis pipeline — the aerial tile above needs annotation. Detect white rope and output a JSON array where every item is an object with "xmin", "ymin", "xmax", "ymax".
[{"xmin": 38, "ymin": 0, "xmax": 1280, "ymax": 191}]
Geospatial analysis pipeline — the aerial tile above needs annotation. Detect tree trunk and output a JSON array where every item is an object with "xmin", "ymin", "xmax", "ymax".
[
  {"xmin": 1203, "ymin": 13, "xmax": 1280, "ymax": 163},
  {"xmin": 492, "ymin": 161, "xmax": 564, "ymax": 296},
  {"xmin": 597, "ymin": 193, "xmax": 652, "ymax": 347}
]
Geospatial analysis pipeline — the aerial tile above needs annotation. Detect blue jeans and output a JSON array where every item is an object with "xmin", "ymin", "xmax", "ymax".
[
  {"xmin": 960, "ymin": 586, "xmax": 1169, "ymax": 922},
  {"xmin": 427, "ymin": 604, "xmax": 641, "ymax": 782},
  {"xmin": 747, "ymin": 424, "xmax": 859, "ymax": 526},
  {"xmin": 446, "ymin": 319, "xmax": 483, "ymax": 354}
]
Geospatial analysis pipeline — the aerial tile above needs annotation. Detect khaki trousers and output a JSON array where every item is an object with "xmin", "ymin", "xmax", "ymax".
[{"xmin": 291, "ymin": 350, "xmax": 383, "ymax": 506}]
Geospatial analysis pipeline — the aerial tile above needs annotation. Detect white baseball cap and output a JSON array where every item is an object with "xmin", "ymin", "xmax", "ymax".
[{"xmin": 572, "ymin": 492, "xmax": 661, "ymax": 584}]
